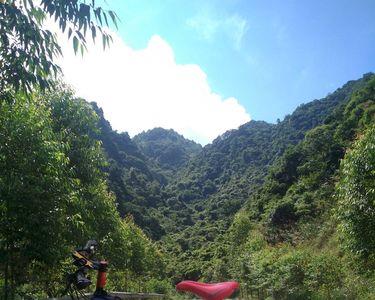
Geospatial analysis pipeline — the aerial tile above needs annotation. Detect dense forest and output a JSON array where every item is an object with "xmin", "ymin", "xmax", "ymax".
[{"xmin": 0, "ymin": 1, "xmax": 374, "ymax": 299}]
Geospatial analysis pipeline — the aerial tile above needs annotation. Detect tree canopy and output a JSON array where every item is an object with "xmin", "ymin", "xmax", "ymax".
[
  {"xmin": 0, "ymin": 0, "xmax": 118, "ymax": 93},
  {"xmin": 0, "ymin": 86, "xmax": 162, "ymax": 298},
  {"xmin": 337, "ymin": 124, "xmax": 375, "ymax": 262}
]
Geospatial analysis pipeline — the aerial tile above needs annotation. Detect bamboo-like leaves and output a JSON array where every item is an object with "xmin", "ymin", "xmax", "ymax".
[
  {"xmin": 73, "ymin": 36, "xmax": 79, "ymax": 54},
  {"xmin": 0, "ymin": 0, "xmax": 120, "ymax": 94}
]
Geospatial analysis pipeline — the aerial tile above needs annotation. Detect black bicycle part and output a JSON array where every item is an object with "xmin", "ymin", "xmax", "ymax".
[{"xmin": 63, "ymin": 240, "xmax": 121, "ymax": 300}]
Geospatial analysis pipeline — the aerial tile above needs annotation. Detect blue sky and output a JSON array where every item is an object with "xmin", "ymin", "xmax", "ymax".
[
  {"xmin": 57, "ymin": 0, "xmax": 375, "ymax": 144},
  {"xmin": 109, "ymin": 0, "xmax": 375, "ymax": 122}
]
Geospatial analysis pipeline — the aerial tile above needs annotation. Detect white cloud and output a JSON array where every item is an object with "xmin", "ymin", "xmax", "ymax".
[
  {"xmin": 54, "ymin": 28, "xmax": 250, "ymax": 145},
  {"xmin": 187, "ymin": 13, "xmax": 248, "ymax": 50},
  {"xmin": 225, "ymin": 15, "xmax": 249, "ymax": 50},
  {"xmin": 186, "ymin": 15, "xmax": 220, "ymax": 41}
]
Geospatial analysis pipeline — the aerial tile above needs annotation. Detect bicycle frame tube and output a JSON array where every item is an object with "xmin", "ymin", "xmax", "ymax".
[{"xmin": 94, "ymin": 261, "xmax": 108, "ymax": 294}]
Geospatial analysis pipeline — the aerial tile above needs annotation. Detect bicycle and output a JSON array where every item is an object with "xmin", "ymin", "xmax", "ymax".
[{"xmin": 62, "ymin": 240, "xmax": 120, "ymax": 300}]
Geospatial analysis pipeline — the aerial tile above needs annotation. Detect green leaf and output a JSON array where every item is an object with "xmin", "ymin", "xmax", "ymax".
[
  {"xmin": 73, "ymin": 36, "xmax": 79, "ymax": 54},
  {"xmin": 108, "ymin": 11, "xmax": 118, "ymax": 29},
  {"xmin": 91, "ymin": 26, "xmax": 96, "ymax": 41},
  {"xmin": 95, "ymin": 8, "xmax": 102, "ymax": 25},
  {"xmin": 68, "ymin": 27, "xmax": 73, "ymax": 39},
  {"xmin": 80, "ymin": 44, "xmax": 84, "ymax": 57},
  {"xmin": 103, "ymin": 12, "xmax": 109, "ymax": 26},
  {"xmin": 102, "ymin": 34, "xmax": 106, "ymax": 50}
]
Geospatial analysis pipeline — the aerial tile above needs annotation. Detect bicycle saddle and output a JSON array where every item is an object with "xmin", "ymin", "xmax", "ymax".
[{"xmin": 176, "ymin": 280, "xmax": 239, "ymax": 300}]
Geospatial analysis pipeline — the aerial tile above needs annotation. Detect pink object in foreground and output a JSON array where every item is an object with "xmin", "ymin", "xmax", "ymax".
[{"xmin": 176, "ymin": 280, "xmax": 239, "ymax": 300}]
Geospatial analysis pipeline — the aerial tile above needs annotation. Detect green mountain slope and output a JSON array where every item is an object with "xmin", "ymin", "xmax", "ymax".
[
  {"xmin": 210, "ymin": 74, "xmax": 375, "ymax": 299},
  {"xmin": 168, "ymin": 73, "xmax": 371, "ymax": 208},
  {"xmin": 160, "ymin": 74, "xmax": 373, "ymax": 233},
  {"xmin": 158, "ymin": 73, "xmax": 375, "ymax": 283},
  {"xmin": 91, "ymin": 104, "xmax": 167, "ymax": 239},
  {"xmin": 133, "ymin": 127, "xmax": 202, "ymax": 178}
]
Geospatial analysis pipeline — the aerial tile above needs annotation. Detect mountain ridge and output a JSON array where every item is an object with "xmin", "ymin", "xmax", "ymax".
[{"xmin": 90, "ymin": 73, "xmax": 373, "ymax": 241}]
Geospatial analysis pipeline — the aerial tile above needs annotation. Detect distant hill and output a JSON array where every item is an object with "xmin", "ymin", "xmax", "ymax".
[{"xmin": 133, "ymin": 127, "xmax": 202, "ymax": 177}]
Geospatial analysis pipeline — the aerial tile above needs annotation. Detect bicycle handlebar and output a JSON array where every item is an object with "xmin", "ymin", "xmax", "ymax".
[{"xmin": 76, "ymin": 239, "xmax": 98, "ymax": 255}]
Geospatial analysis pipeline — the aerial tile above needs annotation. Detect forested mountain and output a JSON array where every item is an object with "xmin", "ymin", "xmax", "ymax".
[
  {"xmin": 134, "ymin": 128, "xmax": 202, "ymax": 176},
  {"xmin": 167, "ymin": 73, "xmax": 371, "ymax": 214},
  {"xmin": 89, "ymin": 74, "xmax": 372, "ymax": 240},
  {"xmin": 86, "ymin": 73, "xmax": 374, "ymax": 299},
  {"xmin": 156, "ymin": 73, "xmax": 375, "ymax": 288},
  {"xmin": 215, "ymin": 74, "xmax": 375, "ymax": 299},
  {"xmin": 165, "ymin": 74, "xmax": 370, "ymax": 225}
]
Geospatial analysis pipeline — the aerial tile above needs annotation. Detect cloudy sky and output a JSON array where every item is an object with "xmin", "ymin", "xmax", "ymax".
[{"xmin": 54, "ymin": 0, "xmax": 375, "ymax": 145}]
